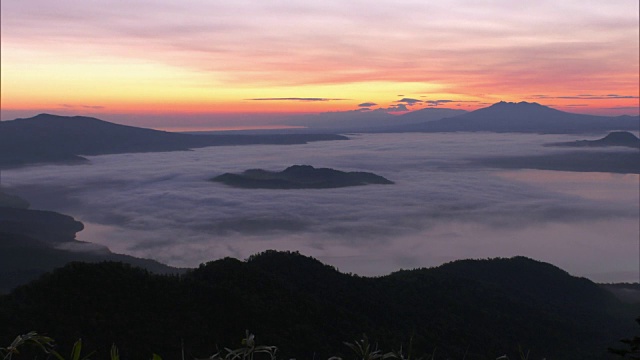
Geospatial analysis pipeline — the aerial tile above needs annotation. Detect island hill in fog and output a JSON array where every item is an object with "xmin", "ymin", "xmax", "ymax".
[
  {"xmin": 548, "ymin": 131, "xmax": 640, "ymax": 148},
  {"xmin": 473, "ymin": 130, "xmax": 640, "ymax": 174},
  {"xmin": 212, "ymin": 165, "xmax": 394, "ymax": 189}
]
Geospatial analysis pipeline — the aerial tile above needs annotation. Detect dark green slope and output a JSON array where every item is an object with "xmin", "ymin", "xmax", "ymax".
[
  {"xmin": 0, "ymin": 232, "xmax": 181, "ymax": 294},
  {"xmin": 0, "ymin": 251, "xmax": 636, "ymax": 360},
  {"xmin": 416, "ymin": 257, "xmax": 624, "ymax": 358}
]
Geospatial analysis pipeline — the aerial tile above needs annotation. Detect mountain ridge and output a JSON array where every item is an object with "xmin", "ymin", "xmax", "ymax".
[
  {"xmin": 0, "ymin": 114, "xmax": 348, "ymax": 168},
  {"xmin": 0, "ymin": 250, "xmax": 635, "ymax": 359},
  {"xmin": 391, "ymin": 101, "xmax": 639, "ymax": 133}
]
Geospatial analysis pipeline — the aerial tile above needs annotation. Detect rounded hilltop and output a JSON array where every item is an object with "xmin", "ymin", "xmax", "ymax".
[{"xmin": 212, "ymin": 165, "xmax": 394, "ymax": 189}]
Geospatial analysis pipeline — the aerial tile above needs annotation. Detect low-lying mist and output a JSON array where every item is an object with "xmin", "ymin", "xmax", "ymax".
[{"xmin": 4, "ymin": 132, "xmax": 638, "ymax": 282}]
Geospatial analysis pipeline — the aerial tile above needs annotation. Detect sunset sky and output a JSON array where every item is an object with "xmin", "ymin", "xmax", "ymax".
[{"xmin": 1, "ymin": 0, "xmax": 638, "ymax": 130}]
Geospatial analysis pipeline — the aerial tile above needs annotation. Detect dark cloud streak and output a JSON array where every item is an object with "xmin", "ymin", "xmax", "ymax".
[
  {"xmin": 395, "ymin": 98, "xmax": 422, "ymax": 105},
  {"xmin": 246, "ymin": 97, "xmax": 349, "ymax": 102},
  {"xmin": 529, "ymin": 94, "xmax": 639, "ymax": 100},
  {"xmin": 59, "ymin": 104, "xmax": 106, "ymax": 109},
  {"xmin": 358, "ymin": 102, "xmax": 377, "ymax": 107}
]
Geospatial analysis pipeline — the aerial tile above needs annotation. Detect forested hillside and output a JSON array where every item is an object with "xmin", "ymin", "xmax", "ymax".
[{"xmin": 1, "ymin": 251, "xmax": 637, "ymax": 359}]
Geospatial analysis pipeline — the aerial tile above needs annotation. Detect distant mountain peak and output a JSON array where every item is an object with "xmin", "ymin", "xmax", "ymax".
[
  {"xmin": 602, "ymin": 131, "xmax": 640, "ymax": 143},
  {"xmin": 470, "ymin": 100, "xmax": 566, "ymax": 118},
  {"xmin": 20, "ymin": 113, "xmax": 102, "ymax": 122},
  {"xmin": 392, "ymin": 100, "xmax": 639, "ymax": 133},
  {"xmin": 34, "ymin": 113, "xmax": 57, "ymax": 118},
  {"xmin": 19, "ymin": 113, "xmax": 63, "ymax": 121},
  {"xmin": 490, "ymin": 101, "xmax": 545, "ymax": 108},
  {"xmin": 497, "ymin": 101, "xmax": 539, "ymax": 105},
  {"xmin": 32, "ymin": 113, "xmax": 75, "ymax": 119}
]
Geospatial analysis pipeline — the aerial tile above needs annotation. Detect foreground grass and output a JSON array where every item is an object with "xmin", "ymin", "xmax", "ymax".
[
  {"xmin": 9, "ymin": 329, "xmax": 638, "ymax": 360},
  {"xmin": 2, "ymin": 330, "xmax": 546, "ymax": 360}
]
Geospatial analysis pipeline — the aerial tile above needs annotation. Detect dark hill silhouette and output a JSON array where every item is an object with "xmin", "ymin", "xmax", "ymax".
[
  {"xmin": 0, "ymin": 251, "xmax": 635, "ymax": 359},
  {"xmin": 393, "ymin": 101, "xmax": 640, "ymax": 133},
  {"xmin": 475, "ymin": 150, "xmax": 640, "ymax": 174},
  {"xmin": 431, "ymin": 257, "xmax": 612, "ymax": 313},
  {"xmin": 0, "ymin": 114, "xmax": 348, "ymax": 168},
  {"xmin": 0, "ymin": 207, "xmax": 84, "ymax": 243},
  {"xmin": 477, "ymin": 130, "xmax": 640, "ymax": 174},
  {"xmin": 0, "ymin": 198, "xmax": 181, "ymax": 293},
  {"xmin": 0, "ymin": 190, "xmax": 30, "ymax": 209},
  {"xmin": 212, "ymin": 165, "xmax": 394, "ymax": 189},
  {"xmin": 549, "ymin": 131, "xmax": 640, "ymax": 148}
]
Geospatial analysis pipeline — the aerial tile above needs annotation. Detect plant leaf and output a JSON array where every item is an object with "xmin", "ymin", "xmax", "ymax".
[{"xmin": 71, "ymin": 339, "xmax": 82, "ymax": 360}]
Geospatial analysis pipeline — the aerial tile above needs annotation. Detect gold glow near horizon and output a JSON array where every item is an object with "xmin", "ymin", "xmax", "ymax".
[
  {"xmin": 1, "ymin": 45, "xmax": 454, "ymax": 114},
  {"xmin": 1, "ymin": 0, "xmax": 638, "ymax": 124}
]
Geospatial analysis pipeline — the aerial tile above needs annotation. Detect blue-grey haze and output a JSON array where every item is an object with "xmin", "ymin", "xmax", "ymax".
[{"xmin": 3, "ymin": 132, "xmax": 638, "ymax": 282}]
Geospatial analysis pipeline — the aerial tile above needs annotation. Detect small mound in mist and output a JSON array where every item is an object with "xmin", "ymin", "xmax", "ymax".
[
  {"xmin": 548, "ymin": 131, "xmax": 640, "ymax": 148},
  {"xmin": 211, "ymin": 165, "xmax": 394, "ymax": 189}
]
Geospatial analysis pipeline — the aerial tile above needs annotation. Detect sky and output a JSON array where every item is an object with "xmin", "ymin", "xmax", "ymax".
[{"xmin": 1, "ymin": 0, "xmax": 639, "ymax": 129}]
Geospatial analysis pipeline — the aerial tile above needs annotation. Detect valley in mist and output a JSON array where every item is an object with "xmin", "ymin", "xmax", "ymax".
[{"xmin": 3, "ymin": 131, "xmax": 639, "ymax": 283}]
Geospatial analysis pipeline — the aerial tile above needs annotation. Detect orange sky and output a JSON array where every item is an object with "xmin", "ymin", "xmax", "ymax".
[{"xmin": 1, "ymin": 1, "xmax": 638, "ymax": 129}]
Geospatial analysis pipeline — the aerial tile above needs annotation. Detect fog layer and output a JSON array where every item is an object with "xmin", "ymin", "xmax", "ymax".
[{"xmin": 4, "ymin": 133, "xmax": 638, "ymax": 282}]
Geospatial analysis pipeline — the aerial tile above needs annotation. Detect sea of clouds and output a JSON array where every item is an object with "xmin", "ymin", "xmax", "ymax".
[{"xmin": 4, "ymin": 132, "xmax": 639, "ymax": 282}]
